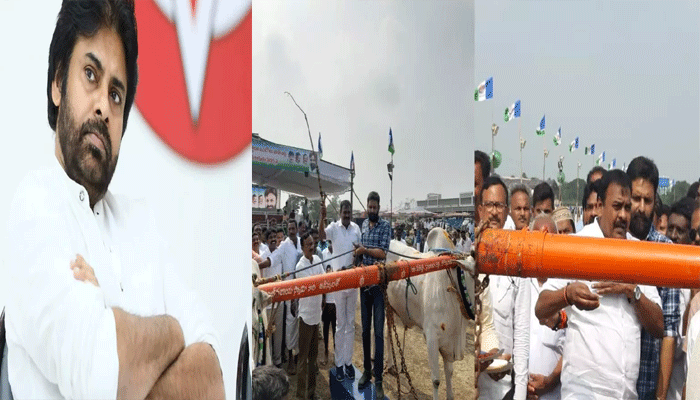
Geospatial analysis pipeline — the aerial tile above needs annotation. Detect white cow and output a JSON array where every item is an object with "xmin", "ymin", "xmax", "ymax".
[{"xmin": 385, "ymin": 227, "xmax": 499, "ymax": 400}]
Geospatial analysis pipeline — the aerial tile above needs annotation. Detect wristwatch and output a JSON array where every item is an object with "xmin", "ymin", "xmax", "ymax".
[{"xmin": 633, "ymin": 285, "xmax": 642, "ymax": 302}]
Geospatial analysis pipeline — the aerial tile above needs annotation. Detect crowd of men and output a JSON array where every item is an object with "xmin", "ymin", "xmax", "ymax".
[
  {"xmin": 254, "ymin": 193, "xmax": 392, "ymax": 399},
  {"xmin": 475, "ymin": 149, "xmax": 700, "ymax": 400},
  {"xmin": 251, "ymin": 150, "xmax": 700, "ymax": 400}
]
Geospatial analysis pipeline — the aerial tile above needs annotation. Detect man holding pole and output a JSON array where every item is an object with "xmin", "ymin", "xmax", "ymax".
[
  {"xmin": 319, "ymin": 200, "xmax": 361, "ymax": 382},
  {"xmin": 536, "ymin": 170, "xmax": 664, "ymax": 399},
  {"xmin": 356, "ymin": 191, "xmax": 391, "ymax": 399},
  {"xmin": 626, "ymin": 156, "xmax": 680, "ymax": 400}
]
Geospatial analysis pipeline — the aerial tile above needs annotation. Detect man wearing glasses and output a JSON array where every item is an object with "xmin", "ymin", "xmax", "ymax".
[{"xmin": 477, "ymin": 176, "xmax": 530, "ymax": 400}]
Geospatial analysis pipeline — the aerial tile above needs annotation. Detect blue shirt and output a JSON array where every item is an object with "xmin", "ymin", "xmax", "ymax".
[
  {"xmin": 637, "ymin": 225, "xmax": 681, "ymax": 399},
  {"xmin": 360, "ymin": 218, "xmax": 391, "ymax": 267}
]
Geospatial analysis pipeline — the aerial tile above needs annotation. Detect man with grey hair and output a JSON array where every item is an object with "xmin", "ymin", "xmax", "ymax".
[
  {"xmin": 530, "ymin": 213, "xmax": 557, "ymax": 233},
  {"xmin": 252, "ymin": 365, "xmax": 290, "ymax": 400}
]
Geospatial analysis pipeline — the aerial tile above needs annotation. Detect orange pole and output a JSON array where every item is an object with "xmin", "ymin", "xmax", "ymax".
[
  {"xmin": 476, "ymin": 229, "xmax": 700, "ymax": 288},
  {"xmin": 257, "ymin": 255, "xmax": 458, "ymax": 303}
]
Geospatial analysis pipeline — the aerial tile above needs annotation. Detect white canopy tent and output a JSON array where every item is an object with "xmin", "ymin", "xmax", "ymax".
[{"xmin": 252, "ymin": 134, "xmax": 352, "ymax": 199}]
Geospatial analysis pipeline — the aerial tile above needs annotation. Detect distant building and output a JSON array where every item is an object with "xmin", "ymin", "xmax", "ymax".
[{"xmin": 417, "ymin": 191, "xmax": 474, "ymax": 215}]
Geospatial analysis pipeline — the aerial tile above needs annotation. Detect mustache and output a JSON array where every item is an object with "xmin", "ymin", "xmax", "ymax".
[
  {"xmin": 614, "ymin": 220, "xmax": 628, "ymax": 230},
  {"xmin": 81, "ymin": 118, "xmax": 111, "ymax": 158}
]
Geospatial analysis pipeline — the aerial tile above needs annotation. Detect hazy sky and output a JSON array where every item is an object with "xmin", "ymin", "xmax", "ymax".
[
  {"xmin": 475, "ymin": 0, "xmax": 700, "ymax": 183},
  {"xmin": 253, "ymin": 1, "xmax": 474, "ymax": 212}
]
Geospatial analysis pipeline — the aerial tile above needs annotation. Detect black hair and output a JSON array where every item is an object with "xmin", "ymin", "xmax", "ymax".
[
  {"xmin": 661, "ymin": 204, "xmax": 672, "ymax": 218},
  {"xmin": 340, "ymin": 200, "xmax": 352, "ymax": 212},
  {"xmin": 582, "ymin": 180, "xmax": 600, "ymax": 208},
  {"xmin": 367, "ymin": 191, "xmax": 380, "ymax": 204},
  {"xmin": 481, "ymin": 176, "xmax": 509, "ymax": 207},
  {"xmin": 688, "ymin": 181, "xmax": 700, "ymax": 199},
  {"xmin": 626, "ymin": 156, "xmax": 659, "ymax": 193},
  {"xmin": 48, "ymin": 0, "xmax": 138, "ymax": 135},
  {"xmin": 475, "ymin": 150, "xmax": 491, "ymax": 180},
  {"xmin": 300, "ymin": 231, "xmax": 313, "ymax": 246},
  {"xmin": 598, "ymin": 169, "xmax": 632, "ymax": 204},
  {"xmin": 654, "ymin": 195, "xmax": 663, "ymax": 219},
  {"xmin": 532, "ymin": 182, "xmax": 554, "ymax": 208},
  {"xmin": 264, "ymin": 187, "xmax": 276, "ymax": 197},
  {"xmin": 671, "ymin": 197, "xmax": 695, "ymax": 223},
  {"xmin": 586, "ymin": 166, "xmax": 606, "ymax": 184}
]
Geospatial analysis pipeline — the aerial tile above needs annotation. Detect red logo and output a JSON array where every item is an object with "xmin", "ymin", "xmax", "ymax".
[{"xmin": 134, "ymin": 0, "xmax": 251, "ymax": 164}]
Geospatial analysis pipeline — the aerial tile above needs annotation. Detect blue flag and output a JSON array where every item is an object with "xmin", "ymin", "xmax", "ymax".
[
  {"xmin": 474, "ymin": 76, "xmax": 493, "ymax": 101},
  {"xmin": 350, "ymin": 151, "xmax": 355, "ymax": 171},
  {"xmin": 591, "ymin": 144, "xmax": 595, "ymax": 155},
  {"xmin": 504, "ymin": 100, "xmax": 521, "ymax": 122},
  {"xmin": 536, "ymin": 115, "xmax": 545, "ymax": 136}
]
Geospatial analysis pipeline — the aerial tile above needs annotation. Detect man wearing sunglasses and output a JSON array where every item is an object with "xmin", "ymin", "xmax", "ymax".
[{"xmin": 626, "ymin": 157, "xmax": 680, "ymax": 400}]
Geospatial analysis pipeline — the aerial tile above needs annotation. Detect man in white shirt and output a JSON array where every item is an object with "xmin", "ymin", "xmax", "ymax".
[
  {"xmin": 256, "ymin": 228, "xmax": 284, "ymax": 367},
  {"xmin": 319, "ymin": 200, "xmax": 361, "ymax": 381},
  {"xmin": 509, "ymin": 184, "xmax": 532, "ymax": 231},
  {"xmin": 477, "ymin": 176, "xmax": 530, "ymax": 400},
  {"xmin": 320, "ymin": 241, "xmax": 336, "ymax": 366},
  {"xmin": 5, "ymin": 2, "xmax": 223, "ymax": 398},
  {"xmin": 294, "ymin": 232, "xmax": 324, "ymax": 399},
  {"xmin": 261, "ymin": 220, "xmax": 302, "ymax": 373},
  {"xmin": 535, "ymin": 169, "xmax": 664, "ymax": 399},
  {"xmin": 254, "ymin": 223, "xmax": 270, "ymax": 255},
  {"xmin": 528, "ymin": 215, "xmax": 565, "ymax": 400},
  {"xmin": 457, "ymin": 229, "xmax": 472, "ymax": 253}
]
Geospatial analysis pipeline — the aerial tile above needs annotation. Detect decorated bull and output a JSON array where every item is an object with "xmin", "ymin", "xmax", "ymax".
[{"xmin": 385, "ymin": 227, "xmax": 499, "ymax": 400}]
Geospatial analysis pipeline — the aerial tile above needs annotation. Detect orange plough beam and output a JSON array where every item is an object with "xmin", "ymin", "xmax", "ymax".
[
  {"xmin": 476, "ymin": 228, "xmax": 700, "ymax": 288},
  {"xmin": 257, "ymin": 255, "xmax": 459, "ymax": 303}
]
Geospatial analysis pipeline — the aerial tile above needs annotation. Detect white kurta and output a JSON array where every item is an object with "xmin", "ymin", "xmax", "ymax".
[
  {"xmin": 478, "ymin": 275, "xmax": 530, "ymax": 400},
  {"xmin": 542, "ymin": 219, "xmax": 662, "ymax": 400},
  {"xmin": 323, "ymin": 220, "xmax": 361, "ymax": 368},
  {"xmin": 295, "ymin": 255, "xmax": 324, "ymax": 326},
  {"xmin": 5, "ymin": 161, "xmax": 220, "ymax": 399},
  {"xmin": 529, "ymin": 278, "xmax": 565, "ymax": 400}
]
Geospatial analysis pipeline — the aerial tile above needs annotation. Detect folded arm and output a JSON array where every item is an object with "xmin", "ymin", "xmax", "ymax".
[
  {"xmin": 113, "ymin": 309, "xmax": 185, "ymax": 400},
  {"xmin": 73, "ymin": 255, "xmax": 186, "ymax": 399},
  {"xmin": 146, "ymin": 342, "xmax": 224, "ymax": 400}
]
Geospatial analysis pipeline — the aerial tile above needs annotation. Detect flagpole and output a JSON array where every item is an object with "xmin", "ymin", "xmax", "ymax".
[
  {"xmin": 350, "ymin": 166, "xmax": 354, "ymax": 215},
  {"xmin": 491, "ymin": 100, "xmax": 495, "ymax": 172},
  {"xmin": 576, "ymin": 161, "xmax": 581, "ymax": 214},
  {"xmin": 519, "ymin": 118, "xmax": 523, "ymax": 183},
  {"xmin": 542, "ymin": 135, "xmax": 546, "ymax": 181},
  {"xmin": 390, "ymin": 152, "xmax": 394, "ymax": 230}
]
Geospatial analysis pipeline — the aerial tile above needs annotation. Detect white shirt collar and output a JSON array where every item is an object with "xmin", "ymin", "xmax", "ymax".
[{"xmin": 53, "ymin": 154, "xmax": 107, "ymax": 212}]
